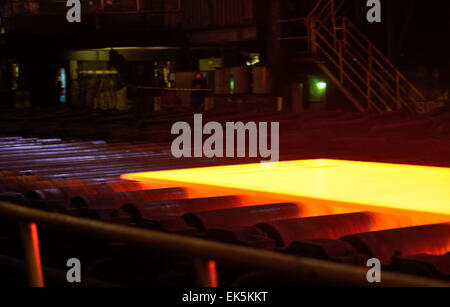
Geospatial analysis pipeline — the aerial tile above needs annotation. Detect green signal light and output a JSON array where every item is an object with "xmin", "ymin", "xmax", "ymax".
[
  {"xmin": 230, "ymin": 79, "xmax": 235, "ymax": 95},
  {"xmin": 317, "ymin": 82, "xmax": 327, "ymax": 90}
]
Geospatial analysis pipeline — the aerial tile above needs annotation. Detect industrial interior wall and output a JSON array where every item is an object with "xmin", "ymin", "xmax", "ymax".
[
  {"xmin": 181, "ymin": 0, "xmax": 254, "ymax": 29},
  {"xmin": 175, "ymin": 72, "xmax": 197, "ymax": 108}
]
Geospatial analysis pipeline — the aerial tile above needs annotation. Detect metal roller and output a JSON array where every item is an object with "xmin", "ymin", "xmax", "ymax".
[
  {"xmin": 183, "ymin": 203, "xmax": 302, "ymax": 232},
  {"xmin": 255, "ymin": 212, "xmax": 376, "ymax": 247},
  {"xmin": 341, "ymin": 223, "xmax": 450, "ymax": 264},
  {"xmin": 122, "ymin": 196, "xmax": 243, "ymax": 220},
  {"xmin": 71, "ymin": 188, "xmax": 188, "ymax": 209}
]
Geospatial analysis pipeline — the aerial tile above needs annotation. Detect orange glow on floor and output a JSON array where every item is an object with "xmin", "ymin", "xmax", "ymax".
[{"xmin": 122, "ymin": 160, "xmax": 450, "ymax": 220}]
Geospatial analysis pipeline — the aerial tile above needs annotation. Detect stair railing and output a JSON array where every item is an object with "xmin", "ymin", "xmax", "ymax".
[{"xmin": 279, "ymin": 0, "xmax": 427, "ymax": 113}]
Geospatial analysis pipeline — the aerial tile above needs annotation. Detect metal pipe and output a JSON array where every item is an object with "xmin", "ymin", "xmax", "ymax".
[
  {"xmin": 0, "ymin": 255, "xmax": 118, "ymax": 287},
  {"xmin": 0, "ymin": 202, "xmax": 448, "ymax": 287},
  {"xmin": 194, "ymin": 258, "xmax": 218, "ymax": 287},
  {"xmin": 19, "ymin": 222, "xmax": 44, "ymax": 287}
]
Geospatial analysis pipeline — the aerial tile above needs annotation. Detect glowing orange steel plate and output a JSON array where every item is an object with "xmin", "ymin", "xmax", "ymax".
[{"xmin": 122, "ymin": 160, "xmax": 450, "ymax": 219}]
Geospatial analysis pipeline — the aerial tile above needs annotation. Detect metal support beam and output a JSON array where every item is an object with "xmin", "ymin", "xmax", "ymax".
[
  {"xmin": 194, "ymin": 258, "xmax": 218, "ymax": 287},
  {"xmin": 19, "ymin": 222, "xmax": 44, "ymax": 287},
  {"xmin": 1, "ymin": 201, "xmax": 448, "ymax": 287}
]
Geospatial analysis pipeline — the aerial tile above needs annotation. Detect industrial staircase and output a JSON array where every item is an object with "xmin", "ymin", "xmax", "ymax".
[{"xmin": 279, "ymin": 0, "xmax": 427, "ymax": 113}]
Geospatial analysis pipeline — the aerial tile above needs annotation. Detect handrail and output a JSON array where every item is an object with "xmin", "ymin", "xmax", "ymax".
[
  {"xmin": 338, "ymin": 17, "xmax": 422, "ymax": 110},
  {"xmin": 278, "ymin": 17, "xmax": 308, "ymax": 24},
  {"xmin": 315, "ymin": 42, "xmax": 376, "ymax": 107},
  {"xmin": 318, "ymin": 26, "xmax": 397, "ymax": 111},
  {"xmin": 337, "ymin": 17, "xmax": 398, "ymax": 74},
  {"xmin": 313, "ymin": 19, "xmax": 393, "ymax": 111},
  {"xmin": 308, "ymin": 0, "xmax": 345, "ymax": 24},
  {"xmin": 279, "ymin": 0, "xmax": 427, "ymax": 112},
  {"xmin": 308, "ymin": 0, "xmax": 327, "ymax": 18},
  {"xmin": 343, "ymin": 44, "xmax": 412, "ymax": 111},
  {"xmin": 288, "ymin": 12, "xmax": 395, "ymax": 107},
  {"xmin": 338, "ymin": 17, "xmax": 425, "ymax": 101},
  {"xmin": 1, "ymin": 201, "xmax": 448, "ymax": 287}
]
